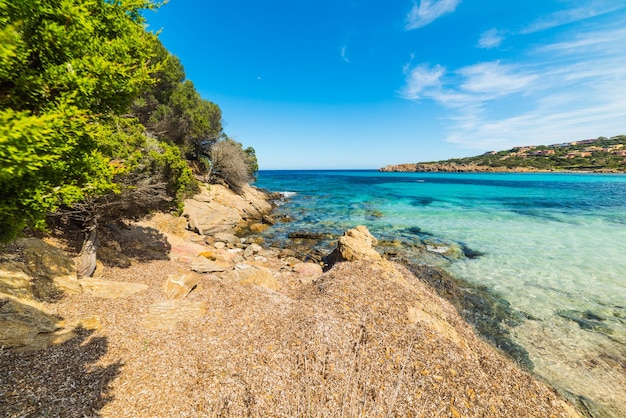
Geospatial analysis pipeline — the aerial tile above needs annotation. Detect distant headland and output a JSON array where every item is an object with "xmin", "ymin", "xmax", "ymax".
[{"xmin": 380, "ymin": 135, "xmax": 626, "ymax": 173}]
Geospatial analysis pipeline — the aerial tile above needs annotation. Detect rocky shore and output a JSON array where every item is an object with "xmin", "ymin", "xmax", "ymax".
[
  {"xmin": 0, "ymin": 184, "xmax": 580, "ymax": 416},
  {"xmin": 379, "ymin": 163, "xmax": 552, "ymax": 173}
]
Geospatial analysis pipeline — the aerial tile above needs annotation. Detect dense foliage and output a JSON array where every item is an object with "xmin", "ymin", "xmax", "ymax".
[
  {"xmin": 0, "ymin": 0, "xmax": 258, "ymax": 243},
  {"xmin": 132, "ymin": 41, "xmax": 223, "ymax": 161},
  {"xmin": 0, "ymin": 0, "xmax": 160, "ymax": 241}
]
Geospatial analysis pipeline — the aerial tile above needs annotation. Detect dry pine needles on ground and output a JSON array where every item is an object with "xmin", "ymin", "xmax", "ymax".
[{"xmin": 0, "ymin": 227, "xmax": 579, "ymax": 417}]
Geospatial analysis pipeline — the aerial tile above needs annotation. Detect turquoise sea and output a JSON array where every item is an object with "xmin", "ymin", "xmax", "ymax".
[{"xmin": 254, "ymin": 170, "xmax": 626, "ymax": 416}]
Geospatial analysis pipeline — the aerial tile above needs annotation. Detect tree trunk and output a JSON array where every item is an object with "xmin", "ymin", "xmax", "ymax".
[{"xmin": 77, "ymin": 220, "xmax": 98, "ymax": 277}]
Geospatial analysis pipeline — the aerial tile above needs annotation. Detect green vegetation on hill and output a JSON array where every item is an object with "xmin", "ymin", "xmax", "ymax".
[
  {"xmin": 381, "ymin": 136, "xmax": 626, "ymax": 173},
  {"xmin": 0, "ymin": 0, "xmax": 257, "ymax": 244}
]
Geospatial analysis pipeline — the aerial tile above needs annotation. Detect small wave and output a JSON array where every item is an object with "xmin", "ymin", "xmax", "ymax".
[{"xmin": 280, "ymin": 191, "xmax": 298, "ymax": 198}]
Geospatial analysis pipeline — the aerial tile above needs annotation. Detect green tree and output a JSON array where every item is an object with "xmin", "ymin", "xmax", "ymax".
[
  {"xmin": 244, "ymin": 146, "xmax": 259, "ymax": 180},
  {"xmin": 148, "ymin": 80, "xmax": 222, "ymax": 160},
  {"xmin": 132, "ymin": 39, "xmax": 185, "ymax": 125},
  {"xmin": 0, "ymin": 0, "xmax": 160, "ymax": 242}
]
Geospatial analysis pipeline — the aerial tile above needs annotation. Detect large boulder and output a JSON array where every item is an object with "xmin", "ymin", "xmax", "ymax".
[
  {"xmin": 0, "ymin": 239, "xmax": 88, "ymax": 350},
  {"xmin": 183, "ymin": 184, "xmax": 272, "ymax": 236},
  {"xmin": 14, "ymin": 238, "xmax": 82, "ymax": 298},
  {"xmin": 326, "ymin": 226, "xmax": 382, "ymax": 266},
  {"xmin": 184, "ymin": 196, "xmax": 241, "ymax": 235},
  {"xmin": 0, "ymin": 262, "xmax": 35, "ymax": 300},
  {"xmin": 0, "ymin": 294, "xmax": 61, "ymax": 349}
]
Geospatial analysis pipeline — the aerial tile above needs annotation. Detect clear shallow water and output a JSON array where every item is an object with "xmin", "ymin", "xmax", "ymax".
[{"xmin": 254, "ymin": 170, "xmax": 626, "ymax": 416}]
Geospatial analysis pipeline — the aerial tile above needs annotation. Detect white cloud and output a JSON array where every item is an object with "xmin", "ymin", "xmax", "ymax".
[
  {"xmin": 400, "ymin": 63, "xmax": 445, "ymax": 100},
  {"xmin": 444, "ymin": 97, "xmax": 626, "ymax": 150},
  {"xmin": 458, "ymin": 62, "xmax": 537, "ymax": 96},
  {"xmin": 401, "ymin": 61, "xmax": 537, "ymax": 108},
  {"xmin": 400, "ymin": 22, "xmax": 626, "ymax": 151},
  {"xmin": 520, "ymin": 1, "xmax": 624, "ymax": 34},
  {"xmin": 340, "ymin": 45, "xmax": 350, "ymax": 63},
  {"xmin": 477, "ymin": 28, "xmax": 505, "ymax": 49},
  {"xmin": 406, "ymin": 0, "xmax": 461, "ymax": 30},
  {"xmin": 536, "ymin": 27, "xmax": 626, "ymax": 55}
]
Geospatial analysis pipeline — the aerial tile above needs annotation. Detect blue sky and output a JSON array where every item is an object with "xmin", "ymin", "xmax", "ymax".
[{"xmin": 146, "ymin": 1, "xmax": 626, "ymax": 169}]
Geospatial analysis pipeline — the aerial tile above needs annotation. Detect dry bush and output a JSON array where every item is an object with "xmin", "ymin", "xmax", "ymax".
[{"xmin": 209, "ymin": 139, "xmax": 251, "ymax": 194}]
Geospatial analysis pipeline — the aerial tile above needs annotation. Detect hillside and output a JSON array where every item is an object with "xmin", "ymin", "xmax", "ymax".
[{"xmin": 380, "ymin": 135, "xmax": 626, "ymax": 173}]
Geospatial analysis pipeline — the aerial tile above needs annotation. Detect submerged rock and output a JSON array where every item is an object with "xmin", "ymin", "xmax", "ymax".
[
  {"xmin": 288, "ymin": 231, "xmax": 333, "ymax": 241},
  {"xmin": 405, "ymin": 262, "xmax": 533, "ymax": 370},
  {"xmin": 558, "ymin": 309, "xmax": 613, "ymax": 335}
]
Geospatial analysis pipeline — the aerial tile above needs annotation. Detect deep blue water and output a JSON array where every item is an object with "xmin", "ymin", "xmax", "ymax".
[{"xmin": 254, "ymin": 170, "xmax": 626, "ymax": 415}]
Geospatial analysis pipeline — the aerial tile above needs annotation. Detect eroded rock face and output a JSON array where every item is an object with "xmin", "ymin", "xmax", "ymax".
[
  {"xmin": 185, "ymin": 198, "xmax": 241, "ymax": 235},
  {"xmin": 0, "ymin": 239, "xmax": 86, "ymax": 350},
  {"xmin": 183, "ymin": 184, "xmax": 272, "ymax": 236},
  {"xmin": 326, "ymin": 226, "xmax": 382, "ymax": 266},
  {"xmin": 0, "ymin": 262, "xmax": 34, "ymax": 300},
  {"xmin": 16, "ymin": 238, "xmax": 82, "ymax": 298},
  {"xmin": 0, "ymin": 295, "xmax": 61, "ymax": 348}
]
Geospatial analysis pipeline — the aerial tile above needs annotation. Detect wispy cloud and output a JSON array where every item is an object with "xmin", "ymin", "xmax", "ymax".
[
  {"xmin": 477, "ymin": 28, "xmax": 505, "ymax": 49},
  {"xmin": 401, "ymin": 23, "xmax": 626, "ymax": 150},
  {"xmin": 340, "ymin": 45, "xmax": 350, "ymax": 63},
  {"xmin": 458, "ymin": 62, "xmax": 537, "ymax": 96},
  {"xmin": 402, "ymin": 61, "xmax": 537, "ymax": 107},
  {"xmin": 535, "ymin": 27, "xmax": 626, "ymax": 55},
  {"xmin": 444, "ymin": 96, "xmax": 626, "ymax": 149},
  {"xmin": 520, "ymin": 1, "xmax": 624, "ymax": 34},
  {"xmin": 400, "ymin": 63, "xmax": 445, "ymax": 100},
  {"xmin": 406, "ymin": 0, "xmax": 461, "ymax": 30}
]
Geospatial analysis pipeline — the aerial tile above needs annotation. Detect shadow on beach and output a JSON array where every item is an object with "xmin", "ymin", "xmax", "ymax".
[{"xmin": 0, "ymin": 328, "xmax": 122, "ymax": 417}]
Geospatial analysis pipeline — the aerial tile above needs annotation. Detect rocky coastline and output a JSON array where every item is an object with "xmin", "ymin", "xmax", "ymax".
[
  {"xmin": 0, "ymin": 183, "xmax": 581, "ymax": 416},
  {"xmin": 380, "ymin": 136, "xmax": 626, "ymax": 173},
  {"xmin": 380, "ymin": 163, "xmax": 626, "ymax": 174},
  {"xmin": 380, "ymin": 163, "xmax": 550, "ymax": 172}
]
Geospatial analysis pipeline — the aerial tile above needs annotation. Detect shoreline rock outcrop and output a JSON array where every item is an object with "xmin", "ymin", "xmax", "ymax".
[
  {"xmin": 325, "ymin": 225, "xmax": 382, "ymax": 266},
  {"xmin": 379, "ymin": 162, "xmax": 552, "ymax": 173},
  {"xmin": 183, "ymin": 183, "xmax": 273, "ymax": 236}
]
